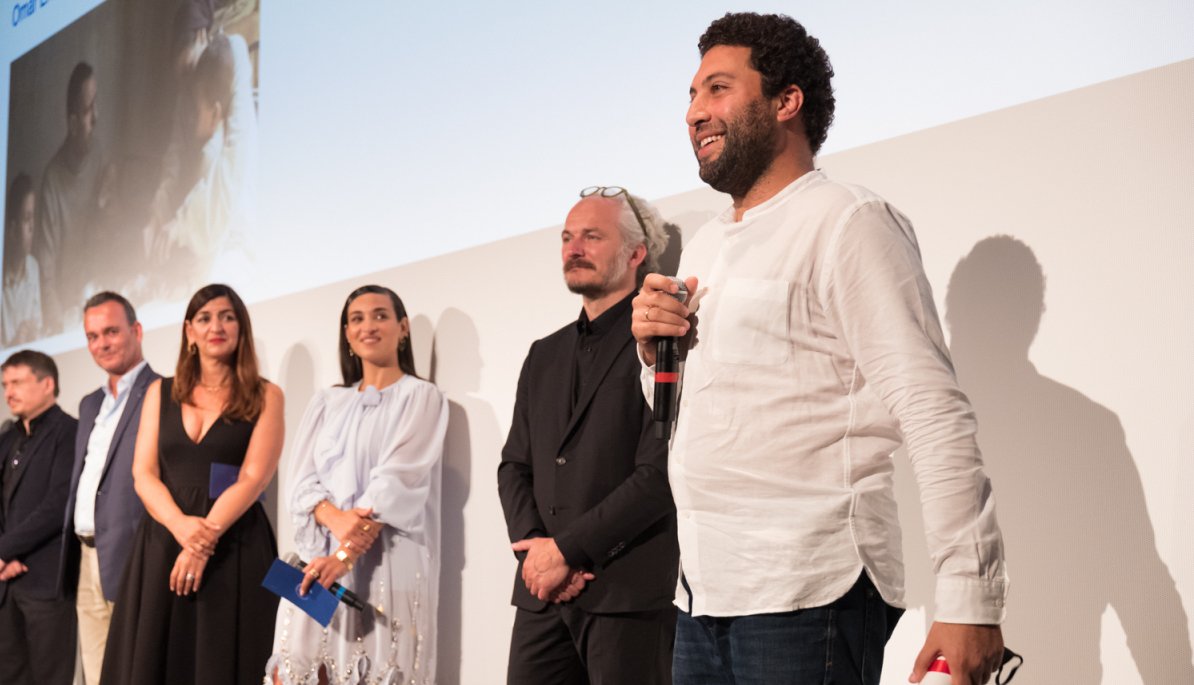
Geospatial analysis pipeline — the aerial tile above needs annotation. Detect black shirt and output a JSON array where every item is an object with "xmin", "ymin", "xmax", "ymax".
[
  {"xmin": 1, "ymin": 409, "xmax": 52, "ymax": 518},
  {"xmin": 572, "ymin": 291, "xmax": 635, "ymax": 410}
]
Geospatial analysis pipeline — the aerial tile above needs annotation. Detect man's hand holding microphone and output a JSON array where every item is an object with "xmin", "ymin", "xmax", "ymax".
[
  {"xmin": 631, "ymin": 274, "xmax": 699, "ymax": 363},
  {"xmin": 633, "ymin": 274, "xmax": 699, "ymax": 438}
]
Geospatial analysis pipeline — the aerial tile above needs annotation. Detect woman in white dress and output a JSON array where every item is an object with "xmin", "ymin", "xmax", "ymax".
[{"xmin": 268, "ymin": 285, "xmax": 447, "ymax": 685}]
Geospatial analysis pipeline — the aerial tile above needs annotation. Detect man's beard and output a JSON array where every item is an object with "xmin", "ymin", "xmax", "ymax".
[
  {"xmin": 698, "ymin": 97, "xmax": 777, "ymax": 198},
  {"xmin": 564, "ymin": 251, "xmax": 630, "ymax": 299}
]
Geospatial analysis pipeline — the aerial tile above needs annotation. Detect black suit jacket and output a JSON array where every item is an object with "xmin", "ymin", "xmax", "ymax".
[
  {"xmin": 498, "ymin": 298, "xmax": 678, "ymax": 613},
  {"xmin": 0, "ymin": 404, "xmax": 77, "ymax": 604},
  {"xmin": 61, "ymin": 364, "xmax": 157, "ymax": 601}
]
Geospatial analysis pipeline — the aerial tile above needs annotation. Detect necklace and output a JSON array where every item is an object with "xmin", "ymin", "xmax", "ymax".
[{"xmin": 200, "ymin": 378, "xmax": 231, "ymax": 393}]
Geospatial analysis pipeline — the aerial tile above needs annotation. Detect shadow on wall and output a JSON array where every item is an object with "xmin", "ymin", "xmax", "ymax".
[
  {"xmin": 430, "ymin": 307, "xmax": 501, "ymax": 685},
  {"xmin": 897, "ymin": 236, "xmax": 1193, "ymax": 682},
  {"xmin": 272, "ymin": 342, "xmax": 317, "ymax": 529},
  {"xmin": 666, "ymin": 209, "xmax": 719, "ymax": 253},
  {"xmin": 657, "ymin": 222, "xmax": 683, "ymax": 278}
]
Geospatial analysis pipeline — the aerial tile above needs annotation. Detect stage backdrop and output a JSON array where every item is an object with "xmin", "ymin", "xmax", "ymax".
[{"xmin": 3, "ymin": 2, "xmax": 1193, "ymax": 683}]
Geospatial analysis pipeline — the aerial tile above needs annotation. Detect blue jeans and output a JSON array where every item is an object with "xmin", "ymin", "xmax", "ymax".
[{"xmin": 673, "ymin": 572, "xmax": 903, "ymax": 685}]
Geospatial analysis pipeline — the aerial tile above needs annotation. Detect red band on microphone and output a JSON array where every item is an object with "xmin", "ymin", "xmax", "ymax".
[
  {"xmin": 928, "ymin": 658, "xmax": 951, "ymax": 674},
  {"xmin": 656, "ymin": 372, "xmax": 679, "ymax": 383}
]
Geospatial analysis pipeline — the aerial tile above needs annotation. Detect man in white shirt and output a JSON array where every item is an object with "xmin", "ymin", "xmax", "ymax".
[
  {"xmin": 631, "ymin": 12, "xmax": 1008, "ymax": 685},
  {"xmin": 63, "ymin": 292, "xmax": 158, "ymax": 684}
]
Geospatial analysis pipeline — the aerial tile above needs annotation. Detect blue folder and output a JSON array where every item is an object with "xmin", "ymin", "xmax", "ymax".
[
  {"xmin": 260, "ymin": 558, "xmax": 339, "ymax": 627},
  {"xmin": 209, "ymin": 463, "xmax": 265, "ymax": 501}
]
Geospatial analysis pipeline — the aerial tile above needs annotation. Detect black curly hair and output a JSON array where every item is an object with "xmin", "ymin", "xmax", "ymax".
[{"xmin": 699, "ymin": 12, "xmax": 836, "ymax": 155}]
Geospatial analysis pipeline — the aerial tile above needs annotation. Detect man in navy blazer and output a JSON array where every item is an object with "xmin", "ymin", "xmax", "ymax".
[
  {"xmin": 0, "ymin": 350, "xmax": 77, "ymax": 685},
  {"xmin": 62, "ymin": 291, "xmax": 157, "ymax": 684},
  {"xmin": 499, "ymin": 187, "xmax": 679, "ymax": 684}
]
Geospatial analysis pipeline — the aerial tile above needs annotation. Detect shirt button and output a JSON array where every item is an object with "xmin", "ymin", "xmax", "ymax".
[{"xmin": 555, "ymin": 457, "xmax": 566, "ymax": 466}]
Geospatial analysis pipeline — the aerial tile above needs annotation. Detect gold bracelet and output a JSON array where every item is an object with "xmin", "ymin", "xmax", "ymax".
[{"xmin": 334, "ymin": 548, "xmax": 354, "ymax": 570}]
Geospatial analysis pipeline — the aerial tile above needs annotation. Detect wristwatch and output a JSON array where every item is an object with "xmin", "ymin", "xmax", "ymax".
[{"xmin": 334, "ymin": 548, "xmax": 354, "ymax": 570}]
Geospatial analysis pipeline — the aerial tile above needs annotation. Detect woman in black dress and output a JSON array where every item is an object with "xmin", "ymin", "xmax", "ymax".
[{"xmin": 101, "ymin": 283, "xmax": 284, "ymax": 684}]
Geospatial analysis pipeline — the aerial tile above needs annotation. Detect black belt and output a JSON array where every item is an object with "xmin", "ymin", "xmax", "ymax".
[{"xmin": 77, "ymin": 534, "xmax": 96, "ymax": 547}]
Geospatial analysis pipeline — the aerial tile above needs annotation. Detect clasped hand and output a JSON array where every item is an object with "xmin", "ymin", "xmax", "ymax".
[
  {"xmin": 511, "ymin": 537, "xmax": 595, "ymax": 604},
  {"xmin": 169, "ymin": 549, "xmax": 208, "ymax": 596},
  {"xmin": 0, "ymin": 559, "xmax": 29, "ymax": 581},
  {"xmin": 325, "ymin": 506, "xmax": 382, "ymax": 554},
  {"xmin": 169, "ymin": 514, "xmax": 221, "ymax": 559}
]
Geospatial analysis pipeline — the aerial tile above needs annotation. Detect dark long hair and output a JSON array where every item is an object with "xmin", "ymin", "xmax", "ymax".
[
  {"xmin": 338, "ymin": 284, "xmax": 418, "ymax": 386},
  {"xmin": 4, "ymin": 173, "xmax": 34, "ymax": 279},
  {"xmin": 173, "ymin": 283, "xmax": 265, "ymax": 421}
]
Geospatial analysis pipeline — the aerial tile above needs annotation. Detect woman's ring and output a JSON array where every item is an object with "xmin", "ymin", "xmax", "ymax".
[
  {"xmin": 345, "ymin": 541, "xmax": 353, "ymax": 549},
  {"xmin": 309, "ymin": 569, "xmax": 320, "ymax": 579},
  {"xmin": 185, "ymin": 573, "xmax": 195, "ymax": 582},
  {"xmin": 361, "ymin": 524, "xmax": 371, "ymax": 533},
  {"xmin": 645, "ymin": 306, "xmax": 654, "ymax": 322}
]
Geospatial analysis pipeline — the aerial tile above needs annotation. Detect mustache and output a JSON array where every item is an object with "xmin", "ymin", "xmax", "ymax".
[{"xmin": 564, "ymin": 258, "xmax": 596, "ymax": 271}]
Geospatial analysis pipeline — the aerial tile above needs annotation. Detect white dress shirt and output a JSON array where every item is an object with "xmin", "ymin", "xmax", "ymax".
[
  {"xmin": 75, "ymin": 360, "xmax": 148, "ymax": 535},
  {"xmin": 641, "ymin": 171, "xmax": 1007, "ymax": 623}
]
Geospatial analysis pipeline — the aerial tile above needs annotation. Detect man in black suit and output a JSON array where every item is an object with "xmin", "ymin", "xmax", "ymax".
[
  {"xmin": 0, "ymin": 350, "xmax": 77, "ymax": 685},
  {"xmin": 498, "ymin": 186, "xmax": 679, "ymax": 684},
  {"xmin": 63, "ymin": 291, "xmax": 157, "ymax": 684}
]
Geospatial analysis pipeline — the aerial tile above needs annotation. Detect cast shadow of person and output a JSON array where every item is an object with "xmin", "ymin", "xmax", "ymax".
[
  {"xmin": 271, "ymin": 341, "xmax": 318, "ymax": 531},
  {"xmin": 428, "ymin": 307, "xmax": 501, "ymax": 685},
  {"xmin": 897, "ymin": 235, "xmax": 1193, "ymax": 682}
]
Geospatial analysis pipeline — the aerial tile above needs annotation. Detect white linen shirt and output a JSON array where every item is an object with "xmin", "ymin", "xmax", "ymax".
[
  {"xmin": 641, "ymin": 171, "xmax": 1007, "ymax": 623},
  {"xmin": 74, "ymin": 360, "xmax": 148, "ymax": 535}
]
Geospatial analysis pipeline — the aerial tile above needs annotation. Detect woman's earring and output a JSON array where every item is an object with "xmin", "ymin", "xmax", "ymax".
[
  {"xmin": 348, "ymin": 347, "xmax": 355, "ymax": 358},
  {"xmin": 399, "ymin": 337, "xmax": 408, "ymax": 352},
  {"xmin": 189, "ymin": 342, "xmax": 198, "ymax": 356}
]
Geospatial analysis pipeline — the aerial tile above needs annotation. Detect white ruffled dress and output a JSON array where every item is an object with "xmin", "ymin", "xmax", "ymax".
[{"xmin": 267, "ymin": 377, "xmax": 447, "ymax": 685}]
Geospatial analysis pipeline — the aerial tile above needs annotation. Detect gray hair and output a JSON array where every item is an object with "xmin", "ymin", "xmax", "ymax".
[{"xmin": 613, "ymin": 191, "xmax": 670, "ymax": 284}]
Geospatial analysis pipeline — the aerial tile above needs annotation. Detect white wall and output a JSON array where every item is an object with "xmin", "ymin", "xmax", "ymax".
[{"xmin": 39, "ymin": 59, "xmax": 1194, "ymax": 683}]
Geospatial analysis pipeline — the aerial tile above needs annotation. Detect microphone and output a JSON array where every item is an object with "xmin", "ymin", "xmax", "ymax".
[
  {"xmin": 283, "ymin": 552, "xmax": 366, "ymax": 612},
  {"xmin": 653, "ymin": 278, "xmax": 688, "ymax": 439}
]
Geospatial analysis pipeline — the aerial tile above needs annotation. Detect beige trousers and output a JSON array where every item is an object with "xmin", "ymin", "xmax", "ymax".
[{"xmin": 76, "ymin": 543, "xmax": 115, "ymax": 685}]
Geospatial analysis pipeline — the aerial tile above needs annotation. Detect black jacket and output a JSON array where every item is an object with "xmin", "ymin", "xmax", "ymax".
[
  {"xmin": 0, "ymin": 404, "xmax": 78, "ymax": 604},
  {"xmin": 498, "ymin": 299, "xmax": 678, "ymax": 613}
]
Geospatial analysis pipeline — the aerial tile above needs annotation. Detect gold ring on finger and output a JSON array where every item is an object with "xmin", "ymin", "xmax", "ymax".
[
  {"xmin": 345, "ymin": 540, "xmax": 353, "ymax": 549},
  {"xmin": 645, "ymin": 306, "xmax": 654, "ymax": 322},
  {"xmin": 309, "ymin": 569, "xmax": 320, "ymax": 579},
  {"xmin": 361, "ymin": 524, "xmax": 371, "ymax": 533}
]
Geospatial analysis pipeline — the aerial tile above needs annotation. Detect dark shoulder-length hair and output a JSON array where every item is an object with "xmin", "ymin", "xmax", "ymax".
[
  {"xmin": 4, "ymin": 173, "xmax": 34, "ymax": 278},
  {"xmin": 173, "ymin": 283, "xmax": 265, "ymax": 421},
  {"xmin": 339, "ymin": 284, "xmax": 418, "ymax": 386}
]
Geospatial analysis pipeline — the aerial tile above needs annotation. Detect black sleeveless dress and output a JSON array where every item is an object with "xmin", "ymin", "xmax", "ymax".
[{"xmin": 101, "ymin": 378, "xmax": 278, "ymax": 685}]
